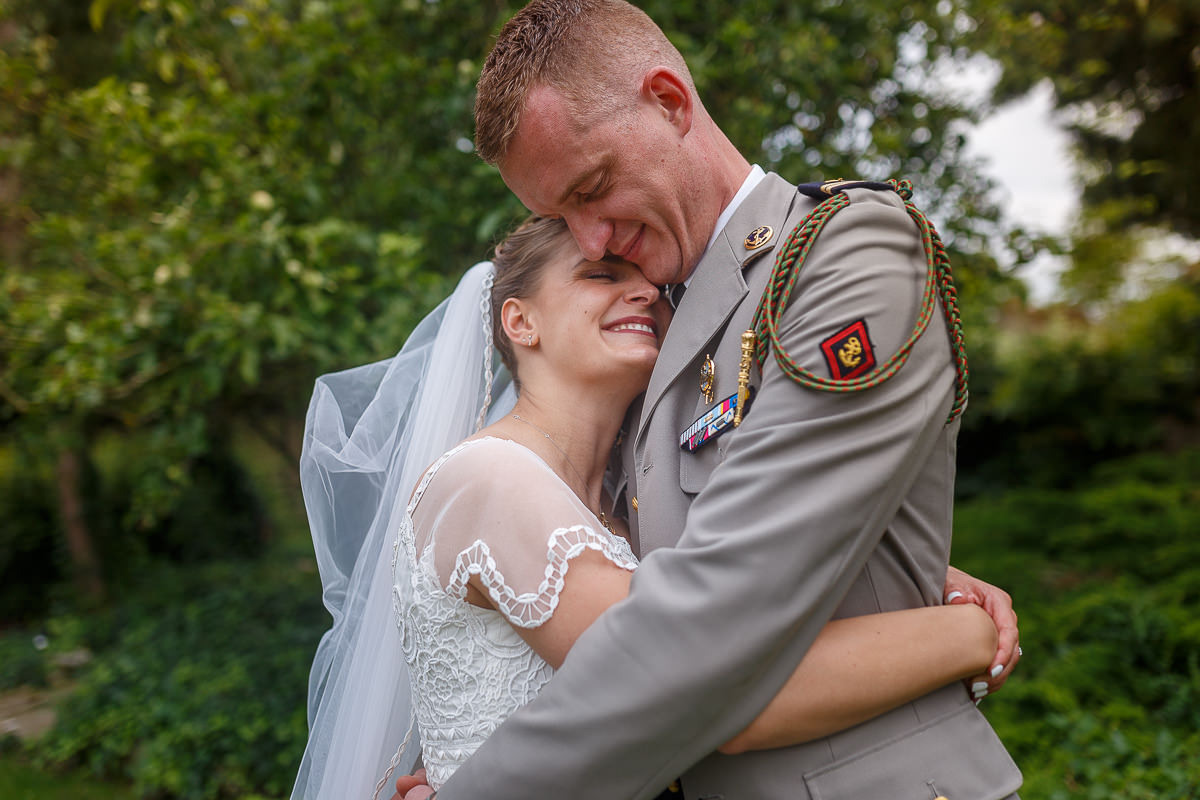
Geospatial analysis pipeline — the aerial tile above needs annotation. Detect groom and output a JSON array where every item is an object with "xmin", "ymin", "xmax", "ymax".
[{"xmin": 405, "ymin": 2, "xmax": 1022, "ymax": 798}]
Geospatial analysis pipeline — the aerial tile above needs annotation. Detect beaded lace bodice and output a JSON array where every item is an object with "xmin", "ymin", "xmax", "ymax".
[{"xmin": 391, "ymin": 438, "xmax": 637, "ymax": 790}]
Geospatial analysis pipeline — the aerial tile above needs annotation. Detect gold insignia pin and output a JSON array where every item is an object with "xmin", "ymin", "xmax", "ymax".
[
  {"xmin": 744, "ymin": 225, "xmax": 773, "ymax": 250},
  {"xmin": 699, "ymin": 354, "xmax": 716, "ymax": 403},
  {"xmin": 631, "ymin": 496, "xmax": 638, "ymax": 511}
]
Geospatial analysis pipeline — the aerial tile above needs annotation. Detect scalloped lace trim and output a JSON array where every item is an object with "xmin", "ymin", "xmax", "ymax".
[{"xmin": 445, "ymin": 525, "xmax": 637, "ymax": 629}]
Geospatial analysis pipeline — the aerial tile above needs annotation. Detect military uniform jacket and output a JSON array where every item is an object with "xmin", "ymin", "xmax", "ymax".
[{"xmin": 437, "ymin": 173, "xmax": 1022, "ymax": 800}]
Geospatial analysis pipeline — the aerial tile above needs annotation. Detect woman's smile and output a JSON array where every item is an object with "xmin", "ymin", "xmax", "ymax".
[{"xmin": 603, "ymin": 316, "xmax": 660, "ymax": 341}]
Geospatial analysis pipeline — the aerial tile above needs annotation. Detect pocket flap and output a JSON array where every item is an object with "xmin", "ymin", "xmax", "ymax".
[{"xmin": 804, "ymin": 705, "xmax": 1022, "ymax": 800}]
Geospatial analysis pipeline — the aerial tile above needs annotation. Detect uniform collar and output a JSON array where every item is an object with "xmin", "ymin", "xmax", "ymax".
[{"xmin": 636, "ymin": 172, "xmax": 800, "ymax": 449}]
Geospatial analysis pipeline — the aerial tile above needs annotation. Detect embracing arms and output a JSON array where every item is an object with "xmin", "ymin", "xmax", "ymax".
[
  {"xmin": 469, "ymin": 551, "xmax": 999, "ymax": 753},
  {"xmin": 436, "ymin": 190, "xmax": 1016, "ymax": 799}
]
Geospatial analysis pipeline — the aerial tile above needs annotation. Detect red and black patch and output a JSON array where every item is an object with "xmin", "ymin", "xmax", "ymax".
[{"xmin": 820, "ymin": 319, "xmax": 876, "ymax": 380}]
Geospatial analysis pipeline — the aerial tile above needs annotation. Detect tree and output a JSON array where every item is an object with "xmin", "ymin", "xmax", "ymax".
[
  {"xmin": 961, "ymin": 0, "xmax": 1200, "ymax": 237},
  {"xmin": 1, "ymin": 0, "xmax": 1022, "ymax": 604}
]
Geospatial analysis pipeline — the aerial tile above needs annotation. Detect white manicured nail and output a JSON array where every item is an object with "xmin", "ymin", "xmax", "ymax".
[
  {"xmin": 946, "ymin": 591, "xmax": 964, "ymax": 603},
  {"xmin": 971, "ymin": 681, "xmax": 988, "ymax": 693},
  {"xmin": 990, "ymin": 664, "xmax": 1004, "ymax": 678}
]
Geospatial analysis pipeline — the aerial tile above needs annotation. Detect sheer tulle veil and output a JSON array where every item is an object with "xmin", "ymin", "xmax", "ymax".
[{"xmin": 291, "ymin": 262, "xmax": 517, "ymax": 799}]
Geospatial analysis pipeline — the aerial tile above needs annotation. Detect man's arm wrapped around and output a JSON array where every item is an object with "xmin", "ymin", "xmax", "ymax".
[{"xmin": 436, "ymin": 187, "xmax": 961, "ymax": 800}]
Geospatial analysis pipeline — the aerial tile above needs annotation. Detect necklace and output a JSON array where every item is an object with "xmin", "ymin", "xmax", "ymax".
[{"xmin": 511, "ymin": 413, "xmax": 615, "ymax": 535}]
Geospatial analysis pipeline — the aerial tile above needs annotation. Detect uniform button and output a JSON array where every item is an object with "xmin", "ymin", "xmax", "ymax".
[{"xmin": 631, "ymin": 496, "xmax": 638, "ymax": 511}]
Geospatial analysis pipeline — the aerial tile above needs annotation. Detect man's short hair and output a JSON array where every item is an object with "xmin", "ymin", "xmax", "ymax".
[{"xmin": 474, "ymin": 0, "xmax": 693, "ymax": 164}]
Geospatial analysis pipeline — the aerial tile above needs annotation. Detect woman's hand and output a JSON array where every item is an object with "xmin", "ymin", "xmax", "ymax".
[
  {"xmin": 943, "ymin": 565, "xmax": 1021, "ymax": 701},
  {"xmin": 390, "ymin": 767, "xmax": 435, "ymax": 800}
]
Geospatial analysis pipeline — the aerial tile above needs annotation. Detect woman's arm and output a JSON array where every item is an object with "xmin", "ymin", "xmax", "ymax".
[
  {"xmin": 718, "ymin": 602, "xmax": 996, "ymax": 753},
  {"xmin": 469, "ymin": 553, "xmax": 997, "ymax": 752}
]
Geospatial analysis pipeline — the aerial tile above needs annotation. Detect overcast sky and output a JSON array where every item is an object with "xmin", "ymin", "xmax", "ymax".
[{"xmin": 963, "ymin": 77, "xmax": 1077, "ymax": 303}]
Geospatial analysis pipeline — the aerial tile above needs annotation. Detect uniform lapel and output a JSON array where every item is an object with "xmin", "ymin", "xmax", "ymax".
[{"xmin": 634, "ymin": 174, "xmax": 801, "ymax": 449}]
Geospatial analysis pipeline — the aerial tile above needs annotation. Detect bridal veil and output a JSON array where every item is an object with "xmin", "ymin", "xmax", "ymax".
[{"xmin": 291, "ymin": 262, "xmax": 516, "ymax": 800}]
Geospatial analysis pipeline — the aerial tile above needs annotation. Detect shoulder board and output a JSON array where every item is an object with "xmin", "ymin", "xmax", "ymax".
[{"xmin": 796, "ymin": 179, "xmax": 895, "ymax": 200}]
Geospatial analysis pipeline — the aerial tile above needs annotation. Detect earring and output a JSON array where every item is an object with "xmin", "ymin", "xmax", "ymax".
[{"xmin": 524, "ymin": 335, "xmax": 532, "ymax": 346}]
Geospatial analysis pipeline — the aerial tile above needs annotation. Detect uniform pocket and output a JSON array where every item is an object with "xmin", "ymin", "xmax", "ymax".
[
  {"xmin": 679, "ymin": 434, "xmax": 724, "ymax": 494},
  {"xmin": 804, "ymin": 704, "xmax": 1022, "ymax": 800}
]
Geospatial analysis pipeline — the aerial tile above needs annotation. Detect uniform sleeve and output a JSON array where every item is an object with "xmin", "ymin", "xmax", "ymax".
[
  {"xmin": 435, "ymin": 190, "xmax": 959, "ymax": 799},
  {"xmin": 411, "ymin": 438, "xmax": 637, "ymax": 630}
]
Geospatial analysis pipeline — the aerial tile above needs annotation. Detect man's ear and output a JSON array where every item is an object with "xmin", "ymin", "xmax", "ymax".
[
  {"xmin": 640, "ymin": 67, "xmax": 693, "ymax": 135},
  {"xmin": 501, "ymin": 297, "xmax": 537, "ymax": 348}
]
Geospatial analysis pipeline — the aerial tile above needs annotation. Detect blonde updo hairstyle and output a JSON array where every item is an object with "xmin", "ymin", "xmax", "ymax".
[{"xmin": 490, "ymin": 215, "xmax": 574, "ymax": 390}]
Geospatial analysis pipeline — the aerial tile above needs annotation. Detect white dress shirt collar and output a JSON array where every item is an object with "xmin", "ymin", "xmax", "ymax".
[{"xmin": 684, "ymin": 164, "xmax": 766, "ymax": 288}]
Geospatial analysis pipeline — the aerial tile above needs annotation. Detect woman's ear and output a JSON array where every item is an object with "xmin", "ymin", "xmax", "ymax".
[
  {"xmin": 640, "ymin": 67, "xmax": 693, "ymax": 135},
  {"xmin": 501, "ymin": 297, "xmax": 538, "ymax": 348}
]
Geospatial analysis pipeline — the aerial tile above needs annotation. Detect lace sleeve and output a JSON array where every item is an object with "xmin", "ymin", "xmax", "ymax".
[{"xmin": 409, "ymin": 438, "xmax": 638, "ymax": 630}]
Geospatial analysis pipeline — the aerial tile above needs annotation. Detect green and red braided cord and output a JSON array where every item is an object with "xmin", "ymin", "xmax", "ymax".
[{"xmin": 750, "ymin": 178, "xmax": 970, "ymax": 423}]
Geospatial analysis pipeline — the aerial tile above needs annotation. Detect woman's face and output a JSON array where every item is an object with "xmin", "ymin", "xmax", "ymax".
[{"xmin": 518, "ymin": 239, "xmax": 673, "ymax": 393}]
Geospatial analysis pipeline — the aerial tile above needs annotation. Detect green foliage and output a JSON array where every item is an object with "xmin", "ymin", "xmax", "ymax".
[
  {"xmin": 959, "ymin": 270, "xmax": 1200, "ymax": 491},
  {"xmin": 13, "ymin": 448, "xmax": 1195, "ymax": 799},
  {"xmin": 954, "ymin": 448, "xmax": 1200, "ymax": 797},
  {"xmin": 0, "ymin": 752, "xmax": 135, "ymax": 800},
  {"xmin": 0, "ymin": 452, "xmax": 60, "ymax": 621},
  {"xmin": 1, "ymin": 0, "xmax": 502, "ymax": 534},
  {"xmin": 0, "ymin": 631, "xmax": 50, "ymax": 691},
  {"xmin": 29, "ymin": 558, "xmax": 326, "ymax": 800},
  {"xmin": 0, "ymin": 0, "xmax": 1033, "ymax": 618},
  {"xmin": 0, "ymin": 435, "xmax": 273, "ymax": 623},
  {"xmin": 1, "ymin": 1, "xmax": 1193, "ymax": 795},
  {"xmin": 961, "ymin": 0, "xmax": 1200, "ymax": 238}
]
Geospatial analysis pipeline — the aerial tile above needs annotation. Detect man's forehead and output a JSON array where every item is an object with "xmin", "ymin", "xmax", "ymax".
[{"xmin": 502, "ymin": 141, "xmax": 606, "ymax": 216}]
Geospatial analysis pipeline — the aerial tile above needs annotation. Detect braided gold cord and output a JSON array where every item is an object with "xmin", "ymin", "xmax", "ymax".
[{"xmin": 750, "ymin": 179, "xmax": 969, "ymax": 423}]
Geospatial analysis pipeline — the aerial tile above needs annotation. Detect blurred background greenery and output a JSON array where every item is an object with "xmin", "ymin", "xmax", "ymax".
[{"xmin": 0, "ymin": 0, "xmax": 1196, "ymax": 797}]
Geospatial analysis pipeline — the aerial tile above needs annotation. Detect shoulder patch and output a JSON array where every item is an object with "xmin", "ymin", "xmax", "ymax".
[
  {"xmin": 820, "ymin": 319, "xmax": 877, "ymax": 380},
  {"xmin": 797, "ymin": 179, "xmax": 895, "ymax": 200}
]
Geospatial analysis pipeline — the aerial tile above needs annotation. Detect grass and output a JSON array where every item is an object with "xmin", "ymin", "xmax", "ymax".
[{"xmin": 0, "ymin": 752, "xmax": 135, "ymax": 800}]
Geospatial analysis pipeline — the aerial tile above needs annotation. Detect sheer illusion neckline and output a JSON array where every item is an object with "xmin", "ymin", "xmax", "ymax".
[{"xmin": 409, "ymin": 436, "xmax": 621, "ymax": 541}]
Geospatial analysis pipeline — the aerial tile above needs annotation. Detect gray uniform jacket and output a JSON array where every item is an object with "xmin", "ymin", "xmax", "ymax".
[{"xmin": 438, "ymin": 174, "xmax": 1022, "ymax": 800}]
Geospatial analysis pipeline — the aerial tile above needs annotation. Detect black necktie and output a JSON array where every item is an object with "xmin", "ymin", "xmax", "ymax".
[{"xmin": 666, "ymin": 283, "xmax": 687, "ymax": 309}]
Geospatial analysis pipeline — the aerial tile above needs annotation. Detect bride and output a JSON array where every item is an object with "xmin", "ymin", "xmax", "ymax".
[{"xmin": 292, "ymin": 216, "xmax": 1008, "ymax": 800}]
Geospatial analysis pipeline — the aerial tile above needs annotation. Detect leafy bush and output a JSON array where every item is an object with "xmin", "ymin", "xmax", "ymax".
[
  {"xmin": 959, "ymin": 277, "xmax": 1200, "ymax": 494},
  {"xmin": 30, "ymin": 559, "xmax": 327, "ymax": 800},
  {"xmin": 0, "ymin": 630, "xmax": 51, "ymax": 691},
  {"xmin": 0, "ymin": 436, "xmax": 271, "ymax": 626},
  {"xmin": 954, "ymin": 448, "xmax": 1200, "ymax": 796},
  {"xmin": 0, "ymin": 467, "xmax": 62, "ymax": 622}
]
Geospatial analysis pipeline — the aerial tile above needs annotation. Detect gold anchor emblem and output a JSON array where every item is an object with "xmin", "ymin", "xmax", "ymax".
[
  {"xmin": 744, "ymin": 225, "xmax": 773, "ymax": 250},
  {"xmin": 837, "ymin": 336, "xmax": 863, "ymax": 368}
]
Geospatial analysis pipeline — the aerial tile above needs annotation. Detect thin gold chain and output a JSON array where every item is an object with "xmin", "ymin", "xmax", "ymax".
[{"xmin": 510, "ymin": 414, "xmax": 616, "ymax": 535}]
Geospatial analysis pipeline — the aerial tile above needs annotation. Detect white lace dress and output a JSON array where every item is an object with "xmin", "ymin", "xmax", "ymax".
[{"xmin": 391, "ymin": 437, "xmax": 638, "ymax": 790}]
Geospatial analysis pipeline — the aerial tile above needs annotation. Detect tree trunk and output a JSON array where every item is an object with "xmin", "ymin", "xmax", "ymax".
[
  {"xmin": 55, "ymin": 448, "xmax": 105, "ymax": 603},
  {"xmin": 0, "ymin": 19, "xmax": 21, "ymax": 269}
]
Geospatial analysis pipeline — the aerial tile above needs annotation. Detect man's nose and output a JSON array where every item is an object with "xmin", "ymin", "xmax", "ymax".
[{"xmin": 563, "ymin": 213, "xmax": 611, "ymax": 261}]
